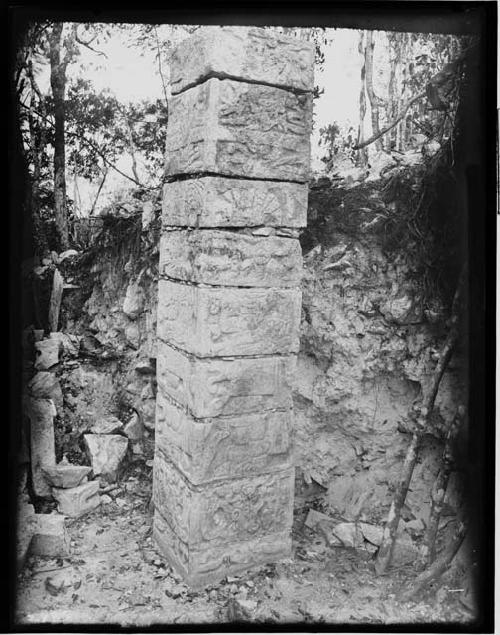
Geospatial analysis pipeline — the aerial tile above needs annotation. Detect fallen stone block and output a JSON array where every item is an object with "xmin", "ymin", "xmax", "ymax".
[
  {"xmin": 170, "ymin": 26, "xmax": 314, "ymax": 94},
  {"xmin": 160, "ymin": 230, "xmax": 302, "ymax": 287},
  {"xmin": 27, "ymin": 371, "xmax": 63, "ymax": 414},
  {"xmin": 34, "ymin": 338, "xmax": 61, "ymax": 370},
  {"xmin": 165, "ymin": 78, "xmax": 312, "ymax": 181},
  {"xmin": 30, "ymin": 513, "xmax": 71, "ymax": 557},
  {"xmin": 89, "ymin": 415, "xmax": 124, "ymax": 435},
  {"xmin": 48, "ymin": 331, "xmax": 80, "ymax": 356},
  {"xmin": 155, "ymin": 393, "xmax": 292, "ymax": 484},
  {"xmin": 162, "ymin": 177, "xmax": 307, "ymax": 229},
  {"xmin": 52, "ymin": 480, "xmax": 100, "ymax": 518},
  {"xmin": 156, "ymin": 341, "xmax": 295, "ymax": 418},
  {"xmin": 153, "ymin": 453, "xmax": 294, "ymax": 546},
  {"xmin": 157, "ymin": 279, "xmax": 301, "ymax": 357},
  {"xmin": 42, "ymin": 461, "xmax": 91, "ymax": 489},
  {"xmin": 124, "ymin": 412, "xmax": 143, "ymax": 441},
  {"xmin": 83, "ymin": 434, "xmax": 128, "ymax": 482},
  {"xmin": 122, "ymin": 281, "xmax": 145, "ymax": 320},
  {"xmin": 24, "ymin": 396, "xmax": 56, "ymax": 497}
]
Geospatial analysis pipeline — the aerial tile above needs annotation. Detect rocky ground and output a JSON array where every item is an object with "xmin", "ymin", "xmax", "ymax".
[{"xmin": 15, "ymin": 460, "xmax": 477, "ymax": 628}]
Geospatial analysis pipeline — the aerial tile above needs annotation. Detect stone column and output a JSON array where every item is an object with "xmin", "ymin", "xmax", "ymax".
[{"xmin": 153, "ymin": 26, "xmax": 313, "ymax": 587}]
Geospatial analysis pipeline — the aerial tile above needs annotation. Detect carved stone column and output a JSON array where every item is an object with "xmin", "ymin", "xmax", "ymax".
[{"xmin": 154, "ymin": 26, "xmax": 313, "ymax": 587}]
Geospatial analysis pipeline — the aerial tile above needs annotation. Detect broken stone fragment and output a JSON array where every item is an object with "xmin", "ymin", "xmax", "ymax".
[
  {"xmin": 42, "ymin": 462, "xmax": 91, "ymax": 489},
  {"xmin": 24, "ymin": 396, "xmax": 56, "ymax": 497},
  {"xmin": 90, "ymin": 415, "xmax": 124, "ymax": 435},
  {"xmin": 142, "ymin": 200, "xmax": 154, "ymax": 230},
  {"xmin": 124, "ymin": 412, "xmax": 143, "ymax": 441},
  {"xmin": 48, "ymin": 331, "xmax": 80, "ymax": 357},
  {"xmin": 52, "ymin": 480, "xmax": 100, "ymax": 518},
  {"xmin": 34, "ymin": 338, "xmax": 61, "ymax": 370},
  {"xmin": 30, "ymin": 513, "xmax": 71, "ymax": 557},
  {"xmin": 83, "ymin": 434, "xmax": 128, "ymax": 482},
  {"xmin": 122, "ymin": 281, "xmax": 145, "ymax": 320},
  {"xmin": 27, "ymin": 372, "xmax": 63, "ymax": 413}
]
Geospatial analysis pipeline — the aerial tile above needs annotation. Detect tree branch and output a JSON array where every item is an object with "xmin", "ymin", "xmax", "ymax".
[{"xmin": 20, "ymin": 100, "xmax": 156, "ymax": 190}]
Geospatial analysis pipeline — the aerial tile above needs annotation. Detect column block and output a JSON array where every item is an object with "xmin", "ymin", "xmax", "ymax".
[
  {"xmin": 156, "ymin": 341, "xmax": 295, "ymax": 418},
  {"xmin": 170, "ymin": 26, "xmax": 314, "ymax": 94},
  {"xmin": 160, "ymin": 229, "xmax": 302, "ymax": 287},
  {"xmin": 165, "ymin": 78, "xmax": 312, "ymax": 181},
  {"xmin": 155, "ymin": 392, "xmax": 292, "ymax": 483},
  {"xmin": 162, "ymin": 177, "xmax": 308, "ymax": 228},
  {"xmin": 157, "ymin": 279, "xmax": 301, "ymax": 356},
  {"xmin": 153, "ymin": 451, "xmax": 294, "ymax": 546}
]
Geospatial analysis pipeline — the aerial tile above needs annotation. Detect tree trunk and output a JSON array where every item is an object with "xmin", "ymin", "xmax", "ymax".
[
  {"xmin": 364, "ymin": 31, "xmax": 382, "ymax": 151},
  {"xmin": 49, "ymin": 23, "xmax": 69, "ymax": 250},
  {"xmin": 357, "ymin": 31, "xmax": 368, "ymax": 166}
]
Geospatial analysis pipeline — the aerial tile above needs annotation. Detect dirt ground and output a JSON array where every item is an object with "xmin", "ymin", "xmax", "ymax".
[{"xmin": 15, "ymin": 461, "xmax": 478, "ymax": 628}]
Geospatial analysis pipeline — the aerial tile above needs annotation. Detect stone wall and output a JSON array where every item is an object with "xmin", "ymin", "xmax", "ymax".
[{"xmin": 152, "ymin": 26, "xmax": 314, "ymax": 587}]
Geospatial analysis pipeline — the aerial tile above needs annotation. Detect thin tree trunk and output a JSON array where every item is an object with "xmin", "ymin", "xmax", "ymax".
[
  {"xmin": 365, "ymin": 31, "xmax": 382, "ymax": 151},
  {"xmin": 49, "ymin": 23, "xmax": 69, "ymax": 250},
  {"xmin": 374, "ymin": 265, "xmax": 467, "ymax": 575},
  {"xmin": 400, "ymin": 522, "xmax": 467, "ymax": 602},
  {"xmin": 416, "ymin": 405, "xmax": 466, "ymax": 568},
  {"xmin": 357, "ymin": 31, "xmax": 368, "ymax": 166},
  {"xmin": 90, "ymin": 166, "xmax": 108, "ymax": 216}
]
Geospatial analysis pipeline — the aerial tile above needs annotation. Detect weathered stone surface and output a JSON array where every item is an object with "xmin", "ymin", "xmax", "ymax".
[
  {"xmin": 89, "ymin": 415, "xmax": 124, "ymax": 435},
  {"xmin": 30, "ymin": 513, "xmax": 71, "ymax": 557},
  {"xmin": 124, "ymin": 412, "xmax": 143, "ymax": 440},
  {"xmin": 34, "ymin": 338, "xmax": 61, "ymax": 370},
  {"xmin": 155, "ymin": 394, "xmax": 291, "ymax": 483},
  {"xmin": 170, "ymin": 26, "xmax": 314, "ymax": 94},
  {"xmin": 154, "ymin": 509, "xmax": 291, "ymax": 587},
  {"xmin": 49, "ymin": 331, "xmax": 80, "ymax": 356},
  {"xmin": 159, "ymin": 230, "xmax": 302, "ymax": 287},
  {"xmin": 153, "ymin": 453, "xmax": 294, "ymax": 546},
  {"xmin": 165, "ymin": 79, "xmax": 312, "ymax": 181},
  {"xmin": 17, "ymin": 501, "xmax": 37, "ymax": 570},
  {"xmin": 24, "ymin": 396, "xmax": 56, "ymax": 497},
  {"xmin": 157, "ymin": 279, "xmax": 301, "ymax": 356},
  {"xmin": 48, "ymin": 268, "xmax": 64, "ymax": 332},
  {"xmin": 52, "ymin": 480, "xmax": 100, "ymax": 518},
  {"xmin": 162, "ymin": 177, "xmax": 308, "ymax": 229},
  {"xmin": 123, "ymin": 281, "xmax": 145, "ymax": 320},
  {"xmin": 156, "ymin": 341, "xmax": 295, "ymax": 418},
  {"xmin": 83, "ymin": 434, "xmax": 128, "ymax": 481},
  {"xmin": 42, "ymin": 462, "xmax": 91, "ymax": 488},
  {"xmin": 27, "ymin": 372, "xmax": 63, "ymax": 413}
]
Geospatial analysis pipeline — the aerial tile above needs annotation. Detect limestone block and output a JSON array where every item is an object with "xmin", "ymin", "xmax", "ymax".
[
  {"xmin": 24, "ymin": 396, "xmax": 56, "ymax": 497},
  {"xmin": 165, "ymin": 78, "xmax": 312, "ymax": 181},
  {"xmin": 153, "ymin": 452, "xmax": 294, "ymax": 546},
  {"xmin": 27, "ymin": 371, "xmax": 63, "ymax": 414},
  {"xmin": 156, "ymin": 341, "xmax": 295, "ymax": 418},
  {"xmin": 157, "ymin": 279, "xmax": 301, "ymax": 356},
  {"xmin": 170, "ymin": 26, "xmax": 314, "ymax": 94},
  {"xmin": 34, "ymin": 338, "xmax": 61, "ymax": 370},
  {"xmin": 52, "ymin": 480, "xmax": 100, "ymax": 518},
  {"xmin": 155, "ymin": 394, "xmax": 292, "ymax": 483},
  {"xmin": 17, "ymin": 501, "xmax": 38, "ymax": 570},
  {"xmin": 162, "ymin": 177, "xmax": 308, "ymax": 229},
  {"xmin": 30, "ymin": 513, "xmax": 71, "ymax": 557},
  {"xmin": 42, "ymin": 462, "xmax": 91, "ymax": 488},
  {"xmin": 83, "ymin": 434, "xmax": 128, "ymax": 482},
  {"xmin": 159, "ymin": 230, "xmax": 302, "ymax": 288},
  {"xmin": 89, "ymin": 415, "xmax": 124, "ymax": 435},
  {"xmin": 123, "ymin": 281, "xmax": 145, "ymax": 320},
  {"xmin": 154, "ymin": 508, "xmax": 291, "ymax": 587}
]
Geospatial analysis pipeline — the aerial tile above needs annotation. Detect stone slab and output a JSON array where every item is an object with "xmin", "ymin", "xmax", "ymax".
[
  {"xmin": 162, "ymin": 177, "xmax": 307, "ymax": 229},
  {"xmin": 52, "ymin": 480, "xmax": 100, "ymax": 518},
  {"xmin": 157, "ymin": 279, "xmax": 301, "ymax": 356},
  {"xmin": 153, "ymin": 452, "xmax": 294, "ymax": 546},
  {"xmin": 156, "ymin": 341, "xmax": 295, "ymax": 418},
  {"xmin": 165, "ymin": 78, "xmax": 312, "ymax": 181},
  {"xmin": 155, "ymin": 393, "xmax": 292, "ymax": 483},
  {"xmin": 24, "ymin": 396, "xmax": 56, "ymax": 497},
  {"xmin": 34, "ymin": 338, "xmax": 61, "ymax": 370},
  {"xmin": 83, "ymin": 434, "xmax": 128, "ymax": 482},
  {"xmin": 159, "ymin": 229, "xmax": 302, "ymax": 287},
  {"xmin": 170, "ymin": 26, "xmax": 314, "ymax": 94},
  {"xmin": 154, "ymin": 508, "xmax": 291, "ymax": 588},
  {"xmin": 30, "ymin": 513, "xmax": 71, "ymax": 557},
  {"xmin": 42, "ymin": 463, "xmax": 91, "ymax": 489}
]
